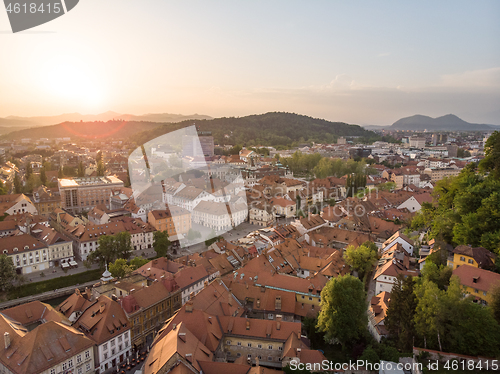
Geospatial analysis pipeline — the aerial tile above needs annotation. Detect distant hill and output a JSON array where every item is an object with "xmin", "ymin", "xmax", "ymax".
[
  {"xmin": 0, "ymin": 111, "xmax": 213, "ymax": 128},
  {"xmin": 390, "ymin": 114, "xmax": 496, "ymax": 131},
  {"xmin": 0, "ymin": 120, "xmax": 168, "ymax": 141},
  {"xmin": 1, "ymin": 112, "xmax": 378, "ymax": 144},
  {"xmin": 133, "ymin": 112, "xmax": 377, "ymax": 147}
]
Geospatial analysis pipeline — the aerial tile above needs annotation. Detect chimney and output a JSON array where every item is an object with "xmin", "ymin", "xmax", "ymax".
[
  {"xmin": 256, "ymin": 356, "xmax": 260, "ymax": 367},
  {"xmin": 75, "ymin": 288, "xmax": 81, "ymax": 296},
  {"xmin": 228, "ymin": 289, "xmax": 233, "ymax": 306},
  {"xmin": 179, "ymin": 332, "xmax": 186, "ymax": 342},
  {"xmin": 99, "ymin": 303, "xmax": 105, "ymax": 314},
  {"xmin": 185, "ymin": 353, "xmax": 192, "ymax": 362},
  {"xmin": 4, "ymin": 332, "xmax": 10, "ymax": 350},
  {"xmin": 246, "ymin": 320, "xmax": 250, "ymax": 330},
  {"xmin": 85, "ymin": 287, "xmax": 91, "ymax": 300},
  {"xmin": 172, "ymin": 323, "xmax": 177, "ymax": 330},
  {"xmin": 276, "ymin": 322, "xmax": 281, "ymax": 331},
  {"xmin": 185, "ymin": 300, "xmax": 193, "ymax": 313}
]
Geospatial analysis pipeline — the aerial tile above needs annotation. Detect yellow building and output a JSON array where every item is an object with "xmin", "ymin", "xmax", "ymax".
[
  {"xmin": 447, "ymin": 245, "xmax": 496, "ymax": 270},
  {"xmin": 452, "ymin": 265, "xmax": 500, "ymax": 305},
  {"xmin": 121, "ymin": 279, "xmax": 182, "ymax": 348},
  {"xmin": 148, "ymin": 207, "xmax": 191, "ymax": 238}
]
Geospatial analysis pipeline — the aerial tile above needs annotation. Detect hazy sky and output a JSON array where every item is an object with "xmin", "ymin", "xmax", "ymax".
[{"xmin": 1, "ymin": 1, "xmax": 499, "ymax": 125}]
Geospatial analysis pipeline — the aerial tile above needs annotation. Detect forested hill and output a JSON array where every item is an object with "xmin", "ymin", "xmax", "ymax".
[{"xmin": 133, "ymin": 112, "xmax": 378, "ymax": 147}]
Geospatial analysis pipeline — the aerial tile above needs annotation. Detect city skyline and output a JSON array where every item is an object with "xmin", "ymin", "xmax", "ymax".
[{"xmin": 1, "ymin": 1, "xmax": 499, "ymax": 125}]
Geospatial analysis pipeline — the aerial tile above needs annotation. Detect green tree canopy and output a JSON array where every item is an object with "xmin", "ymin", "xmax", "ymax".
[
  {"xmin": 317, "ymin": 274, "xmax": 367, "ymax": 349},
  {"xmin": 77, "ymin": 161, "xmax": 85, "ymax": 177},
  {"xmin": 109, "ymin": 258, "xmax": 133, "ymax": 278},
  {"xmin": 385, "ymin": 275, "xmax": 417, "ymax": 352},
  {"xmin": 40, "ymin": 167, "xmax": 47, "ymax": 186},
  {"xmin": 153, "ymin": 230, "xmax": 171, "ymax": 258},
  {"xmin": 343, "ymin": 241, "xmax": 378, "ymax": 280},
  {"xmin": 0, "ymin": 254, "xmax": 17, "ymax": 292},
  {"xmin": 87, "ymin": 232, "xmax": 133, "ymax": 268},
  {"xmin": 480, "ymin": 130, "xmax": 500, "ymax": 178}
]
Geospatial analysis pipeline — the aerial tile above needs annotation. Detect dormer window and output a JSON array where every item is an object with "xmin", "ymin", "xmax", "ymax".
[{"xmin": 13, "ymin": 248, "xmax": 18, "ymax": 252}]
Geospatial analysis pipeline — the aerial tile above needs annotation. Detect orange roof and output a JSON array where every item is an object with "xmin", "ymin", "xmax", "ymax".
[
  {"xmin": 453, "ymin": 265, "xmax": 500, "ymax": 293},
  {"xmin": 73, "ymin": 295, "xmax": 130, "ymax": 345},
  {"xmin": 144, "ymin": 322, "xmax": 213, "ymax": 374}
]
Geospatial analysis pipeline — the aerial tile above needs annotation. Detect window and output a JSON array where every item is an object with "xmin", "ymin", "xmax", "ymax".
[
  {"xmin": 278, "ymin": 346, "xmax": 283, "ymax": 351},
  {"xmin": 247, "ymin": 354, "xmax": 252, "ymax": 359},
  {"xmin": 460, "ymin": 256, "xmax": 465, "ymax": 261},
  {"xmin": 85, "ymin": 350, "xmax": 91, "ymax": 359},
  {"xmin": 104, "ymin": 353, "xmax": 108, "ymax": 360},
  {"xmin": 247, "ymin": 343, "xmax": 252, "ymax": 347},
  {"xmin": 78, "ymin": 368, "xmax": 83, "ymax": 374},
  {"xmin": 51, "ymin": 369, "xmax": 56, "ymax": 374},
  {"xmin": 68, "ymin": 359, "xmax": 73, "ymax": 368},
  {"xmin": 268, "ymin": 345, "xmax": 273, "ymax": 350},
  {"xmin": 103, "ymin": 343, "xmax": 108, "ymax": 351},
  {"xmin": 268, "ymin": 356, "xmax": 273, "ymax": 361},
  {"xmin": 111, "ymin": 339, "xmax": 115, "ymax": 347},
  {"xmin": 77, "ymin": 354, "xmax": 82, "ymax": 363},
  {"xmin": 475, "ymin": 289, "xmax": 479, "ymax": 293},
  {"xmin": 468, "ymin": 259, "xmax": 474, "ymax": 264},
  {"xmin": 237, "ymin": 342, "xmax": 242, "ymax": 346},
  {"xmin": 483, "ymin": 291, "xmax": 487, "ymax": 296},
  {"xmin": 63, "ymin": 363, "xmax": 68, "ymax": 370},
  {"xmin": 226, "ymin": 340, "xmax": 231, "ymax": 345},
  {"xmin": 257, "ymin": 344, "xmax": 262, "ymax": 349},
  {"xmin": 86, "ymin": 363, "xmax": 91, "ymax": 372}
]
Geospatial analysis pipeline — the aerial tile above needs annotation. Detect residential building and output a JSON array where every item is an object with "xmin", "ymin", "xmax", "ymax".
[
  {"xmin": 381, "ymin": 231, "xmax": 414, "ymax": 256},
  {"xmin": 397, "ymin": 192, "xmax": 433, "ymax": 213},
  {"xmin": 373, "ymin": 243, "xmax": 418, "ymax": 294},
  {"xmin": 72, "ymin": 295, "xmax": 132, "ymax": 373},
  {"xmin": 148, "ymin": 207, "xmax": 191, "ymax": 238},
  {"xmin": 0, "ymin": 234, "xmax": 49, "ymax": 274},
  {"xmin": 409, "ymin": 137, "xmax": 426, "ymax": 148},
  {"xmin": 368, "ymin": 291, "xmax": 390, "ymax": 342},
  {"xmin": 453, "ymin": 265, "xmax": 500, "ymax": 305},
  {"xmin": 0, "ymin": 302, "xmax": 95, "ymax": 374},
  {"xmin": 423, "ymin": 167, "xmax": 461, "ymax": 182},
  {"xmin": 31, "ymin": 224, "xmax": 74, "ymax": 267},
  {"xmin": 447, "ymin": 245, "xmax": 496, "ymax": 271},
  {"xmin": 192, "ymin": 201, "xmax": 248, "ymax": 232},
  {"xmin": 32, "ymin": 186, "xmax": 62, "ymax": 217},
  {"xmin": 0, "ymin": 194, "xmax": 37, "ymax": 216},
  {"xmin": 120, "ymin": 279, "xmax": 182, "ymax": 349},
  {"xmin": 58, "ymin": 176, "xmax": 124, "ymax": 214},
  {"xmin": 249, "ymin": 201, "xmax": 274, "ymax": 227}
]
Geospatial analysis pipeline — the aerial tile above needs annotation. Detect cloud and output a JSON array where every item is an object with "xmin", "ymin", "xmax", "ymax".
[{"xmin": 438, "ymin": 67, "xmax": 500, "ymax": 88}]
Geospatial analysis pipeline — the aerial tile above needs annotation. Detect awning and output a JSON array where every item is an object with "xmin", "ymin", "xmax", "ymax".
[
  {"xmin": 61, "ymin": 263, "xmax": 70, "ymax": 268},
  {"xmin": 69, "ymin": 260, "xmax": 78, "ymax": 266}
]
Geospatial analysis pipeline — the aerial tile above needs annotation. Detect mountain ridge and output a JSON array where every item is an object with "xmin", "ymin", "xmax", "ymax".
[{"xmin": 390, "ymin": 114, "xmax": 496, "ymax": 131}]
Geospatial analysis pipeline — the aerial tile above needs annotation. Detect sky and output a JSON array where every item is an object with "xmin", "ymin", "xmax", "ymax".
[{"xmin": 1, "ymin": 0, "xmax": 499, "ymax": 125}]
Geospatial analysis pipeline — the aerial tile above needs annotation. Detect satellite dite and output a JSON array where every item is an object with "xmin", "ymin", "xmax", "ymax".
[
  {"xmin": 128, "ymin": 126, "xmax": 248, "ymax": 249},
  {"xmin": 3, "ymin": 0, "xmax": 79, "ymax": 33}
]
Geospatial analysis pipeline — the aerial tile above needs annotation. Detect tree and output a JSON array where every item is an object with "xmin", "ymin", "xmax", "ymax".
[
  {"xmin": 96, "ymin": 150, "xmax": 103, "ymax": 164},
  {"xmin": 0, "ymin": 180, "xmax": 7, "ymax": 195},
  {"xmin": 97, "ymin": 160, "xmax": 105, "ymax": 176},
  {"xmin": 343, "ymin": 241, "xmax": 378, "ymax": 280},
  {"xmin": 490, "ymin": 284, "xmax": 500, "ymax": 324},
  {"xmin": 13, "ymin": 174, "xmax": 22, "ymax": 194},
  {"xmin": 480, "ymin": 130, "xmax": 500, "ymax": 178},
  {"xmin": 317, "ymin": 274, "xmax": 366, "ymax": 349},
  {"xmin": 0, "ymin": 254, "xmax": 16, "ymax": 292},
  {"xmin": 77, "ymin": 161, "xmax": 85, "ymax": 177},
  {"xmin": 385, "ymin": 275, "xmax": 417, "ymax": 351},
  {"xmin": 87, "ymin": 232, "xmax": 133, "ymax": 268},
  {"xmin": 58, "ymin": 166, "xmax": 64, "ymax": 178},
  {"xmin": 43, "ymin": 161, "xmax": 52, "ymax": 171},
  {"xmin": 25, "ymin": 162, "xmax": 33, "ymax": 178},
  {"xmin": 130, "ymin": 256, "xmax": 149, "ymax": 270},
  {"xmin": 420, "ymin": 261, "xmax": 452, "ymax": 290},
  {"xmin": 109, "ymin": 258, "xmax": 133, "ymax": 278},
  {"xmin": 153, "ymin": 230, "xmax": 171, "ymax": 258},
  {"xmin": 40, "ymin": 167, "xmax": 47, "ymax": 186}
]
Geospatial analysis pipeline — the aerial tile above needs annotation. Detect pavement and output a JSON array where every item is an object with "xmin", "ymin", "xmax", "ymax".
[{"xmin": 24, "ymin": 249, "xmax": 159, "ymax": 283}]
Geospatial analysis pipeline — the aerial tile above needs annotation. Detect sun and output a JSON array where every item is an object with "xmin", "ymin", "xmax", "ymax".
[{"xmin": 41, "ymin": 55, "xmax": 106, "ymax": 107}]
